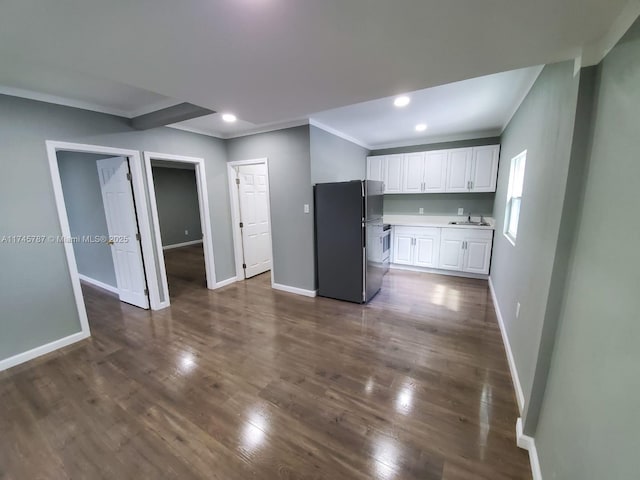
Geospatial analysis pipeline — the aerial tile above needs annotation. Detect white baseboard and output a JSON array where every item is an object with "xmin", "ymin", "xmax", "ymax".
[
  {"xmin": 272, "ymin": 282, "xmax": 317, "ymax": 298},
  {"xmin": 390, "ymin": 263, "xmax": 488, "ymax": 280},
  {"xmin": 0, "ymin": 330, "xmax": 90, "ymax": 372},
  {"xmin": 214, "ymin": 277, "xmax": 237, "ymax": 289},
  {"xmin": 162, "ymin": 239, "xmax": 203, "ymax": 250},
  {"xmin": 517, "ymin": 418, "xmax": 543, "ymax": 480},
  {"xmin": 488, "ymin": 276, "xmax": 525, "ymax": 413},
  {"xmin": 78, "ymin": 274, "xmax": 119, "ymax": 295}
]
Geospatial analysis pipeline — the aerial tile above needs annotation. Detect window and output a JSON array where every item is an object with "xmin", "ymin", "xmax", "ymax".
[{"xmin": 504, "ymin": 151, "xmax": 526, "ymax": 245}]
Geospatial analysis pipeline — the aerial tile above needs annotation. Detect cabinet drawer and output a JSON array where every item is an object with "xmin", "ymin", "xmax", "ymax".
[{"xmin": 393, "ymin": 226, "xmax": 440, "ymax": 237}]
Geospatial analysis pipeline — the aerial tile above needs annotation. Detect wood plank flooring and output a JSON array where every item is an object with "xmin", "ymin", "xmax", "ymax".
[{"xmin": 0, "ymin": 246, "xmax": 531, "ymax": 479}]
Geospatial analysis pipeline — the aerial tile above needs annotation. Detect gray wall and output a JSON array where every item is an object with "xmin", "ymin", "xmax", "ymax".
[
  {"xmin": 384, "ymin": 193, "xmax": 495, "ymax": 216},
  {"xmin": 310, "ymin": 125, "xmax": 368, "ymax": 183},
  {"xmin": 490, "ymin": 61, "xmax": 580, "ymax": 411},
  {"xmin": 57, "ymin": 151, "xmax": 118, "ymax": 288},
  {"xmin": 373, "ymin": 137, "xmax": 500, "ymax": 217},
  {"xmin": 151, "ymin": 166, "xmax": 202, "ymax": 246},
  {"xmin": 226, "ymin": 126, "xmax": 316, "ymax": 291},
  {"xmin": 534, "ymin": 21, "xmax": 640, "ymax": 479},
  {"xmin": 0, "ymin": 94, "xmax": 233, "ymax": 362}
]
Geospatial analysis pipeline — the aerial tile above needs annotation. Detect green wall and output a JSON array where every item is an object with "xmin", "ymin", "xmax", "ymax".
[
  {"xmin": 534, "ymin": 20, "xmax": 640, "ymax": 479},
  {"xmin": 151, "ymin": 166, "xmax": 202, "ymax": 247},
  {"xmin": 310, "ymin": 125, "xmax": 368, "ymax": 184},
  {"xmin": 490, "ymin": 61, "xmax": 580, "ymax": 413}
]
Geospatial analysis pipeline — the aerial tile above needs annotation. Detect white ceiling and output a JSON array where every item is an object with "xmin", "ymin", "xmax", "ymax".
[
  {"xmin": 0, "ymin": 0, "xmax": 633, "ymax": 142},
  {"xmin": 0, "ymin": 58, "xmax": 179, "ymax": 118},
  {"xmin": 311, "ymin": 66, "xmax": 543, "ymax": 149}
]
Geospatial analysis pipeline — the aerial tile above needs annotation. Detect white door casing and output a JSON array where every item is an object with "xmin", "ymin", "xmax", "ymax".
[
  {"xmin": 237, "ymin": 163, "xmax": 272, "ymax": 278},
  {"xmin": 96, "ymin": 157, "xmax": 149, "ymax": 309}
]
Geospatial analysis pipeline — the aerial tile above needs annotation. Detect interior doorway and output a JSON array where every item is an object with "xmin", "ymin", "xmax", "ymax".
[
  {"xmin": 143, "ymin": 151, "xmax": 217, "ymax": 308},
  {"xmin": 227, "ymin": 158, "xmax": 273, "ymax": 282},
  {"xmin": 46, "ymin": 141, "xmax": 162, "ymax": 339}
]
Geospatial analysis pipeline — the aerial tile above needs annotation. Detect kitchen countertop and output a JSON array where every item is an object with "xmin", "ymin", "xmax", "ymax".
[{"xmin": 383, "ymin": 214, "xmax": 495, "ymax": 230}]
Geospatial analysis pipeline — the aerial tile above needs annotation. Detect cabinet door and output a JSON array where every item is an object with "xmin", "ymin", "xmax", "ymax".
[
  {"xmin": 463, "ymin": 237, "xmax": 492, "ymax": 274},
  {"xmin": 424, "ymin": 150, "xmax": 448, "ymax": 193},
  {"xmin": 470, "ymin": 146, "xmax": 499, "ymax": 192},
  {"xmin": 367, "ymin": 156, "xmax": 385, "ymax": 182},
  {"xmin": 438, "ymin": 229, "xmax": 465, "ymax": 271},
  {"xmin": 402, "ymin": 152, "xmax": 425, "ymax": 193},
  {"xmin": 446, "ymin": 148, "xmax": 473, "ymax": 192},
  {"xmin": 414, "ymin": 232, "xmax": 440, "ymax": 268},
  {"xmin": 385, "ymin": 154, "xmax": 404, "ymax": 193},
  {"xmin": 393, "ymin": 233, "xmax": 414, "ymax": 265}
]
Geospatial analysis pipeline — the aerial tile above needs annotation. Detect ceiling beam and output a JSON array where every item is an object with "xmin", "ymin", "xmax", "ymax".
[{"xmin": 130, "ymin": 102, "xmax": 215, "ymax": 130}]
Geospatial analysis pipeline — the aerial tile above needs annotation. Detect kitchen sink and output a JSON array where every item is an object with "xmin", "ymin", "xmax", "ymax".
[{"xmin": 449, "ymin": 221, "xmax": 491, "ymax": 226}]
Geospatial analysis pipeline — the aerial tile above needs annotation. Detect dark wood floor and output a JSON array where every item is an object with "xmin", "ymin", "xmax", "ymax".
[
  {"xmin": 163, "ymin": 244, "xmax": 208, "ymax": 299},
  {"xmin": 0, "ymin": 247, "xmax": 531, "ymax": 479}
]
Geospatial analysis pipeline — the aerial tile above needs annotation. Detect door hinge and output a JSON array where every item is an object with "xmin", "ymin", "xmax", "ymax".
[
  {"xmin": 242, "ymin": 263, "xmax": 247, "ymax": 269},
  {"xmin": 239, "ymin": 222, "xmax": 243, "ymax": 228},
  {"xmin": 144, "ymin": 288, "xmax": 149, "ymax": 296},
  {"xmin": 135, "ymin": 233, "xmax": 140, "ymax": 241},
  {"xmin": 235, "ymin": 178, "xmax": 240, "ymax": 185},
  {"xmin": 126, "ymin": 172, "xmax": 132, "ymax": 182}
]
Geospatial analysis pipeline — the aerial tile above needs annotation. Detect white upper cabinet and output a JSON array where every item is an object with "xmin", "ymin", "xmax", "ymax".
[
  {"xmin": 366, "ymin": 144, "xmax": 499, "ymax": 194},
  {"xmin": 367, "ymin": 155, "xmax": 385, "ymax": 182},
  {"xmin": 385, "ymin": 154, "xmax": 404, "ymax": 193},
  {"xmin": 402, "ymin": 152, "xmax": 425, "ymax": 193},
  {"xmin": 470, "ymin": 145, "xmax": 500, "ymax": 192},
  {"xmin": 446, "ymin": 148, "xmax": 473, "ymax": 192},
  {"xmin": 424, "ymin": 150, "xmax": 448, "ymax": 193}
]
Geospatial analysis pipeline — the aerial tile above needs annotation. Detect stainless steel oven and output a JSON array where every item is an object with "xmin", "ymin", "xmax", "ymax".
[{"xmin": 381, "ymin": 224, "xmax": 391, "ymax": 273}]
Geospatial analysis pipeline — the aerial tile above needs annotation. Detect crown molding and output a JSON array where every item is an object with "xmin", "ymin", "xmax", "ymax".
[{"xmin": 308, "ymin": 119, "xmax": 371, "ymax": 149}]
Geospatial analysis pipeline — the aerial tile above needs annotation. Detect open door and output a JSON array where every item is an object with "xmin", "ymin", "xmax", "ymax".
[
  {"xmin": 96, "ymin": 157, "xmax": 149, "ymax": 309},
  {"xmin": 237, "ymin": 164, "xmax": 272, "ymax": 278}
]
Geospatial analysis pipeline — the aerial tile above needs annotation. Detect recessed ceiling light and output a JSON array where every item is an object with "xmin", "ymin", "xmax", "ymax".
[
  {"xmin": 222, "ymin": 113, "xmax": 237, "ymax": 123},
  {"xmin": 415, "ymin": 123, "xmax": 428, "ymax": 132},
  {"xmin": 394, "ymin": 96, "xmax": 411, "ymax": 107}
]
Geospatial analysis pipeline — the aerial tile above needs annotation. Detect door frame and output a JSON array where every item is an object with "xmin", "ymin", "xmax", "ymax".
[
  {"xmin": 45, "ymin": 141, "xmax": 162, "ymax": 340},
  {"xmin": 226, "ymin": 158, "xmax": 275, "ymax": 285},
  {"xmin": 143, "ymin": 151, "xmax": 217, "ymax": 308}
]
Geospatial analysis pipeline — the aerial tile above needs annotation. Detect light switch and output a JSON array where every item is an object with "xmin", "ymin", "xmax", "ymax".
[
  {"xmin": 419, "ymin": 207, "xmax": 424, "ymax": 214},
  {"xmin": 516, "ymin": 302, "xmax": 521, "ymax": 318},
  {"xmin": 458, "ymin": 208, "xmax": 464, "ymax": 215},
  {"xmin": 304, "ymin": 204, "xmax": 310, "ymax": 214},
  {"xmin": 185, "ymin": 229, "xmax": 189, "ymax": 235}
]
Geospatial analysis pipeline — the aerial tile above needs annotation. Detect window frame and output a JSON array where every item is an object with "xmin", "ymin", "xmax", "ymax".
[{"xmin": 504, "ymin": 150, "xmax": 527, "ymax": 246}]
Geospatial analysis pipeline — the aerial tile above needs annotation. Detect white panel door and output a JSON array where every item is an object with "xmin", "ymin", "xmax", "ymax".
[
  {"xmin": 471, "ymin": 145, "xmax": 500, "ymax": 192},
  {"xmin": 446, "ymin": 148, "xmax": 473, "ymax": 192},
  {"xmin": 96, "ymin": 157, "xmax": 149, "ymax": 309},
  {"xmin": 238, "ymin": 164, "xmax": 272, "ymax": 278},
  {"xmin": 438, "ymin": 229, "xmax": 465, "ymax": 271},
  {"xmin": 414, "ymin": 236, "xmax": 439, "ymax": 268},
  {"xmin": 392, "ymin": 233, "xmax": 414, "ymax": 265},
  {"xmin": 385, "ymin": 154, "xmax": 404, "ymax": 193},
  {"xmin": 463, "ymin": 238, "xmax": 493, "ymax": 274},
  {"xmin": 402, "ymin": 153, "xmax": 425, "ymax": 193},
  {"xmin": 424, "ymin": 150, "xmax": 448, "ymax": 193},
  {"xmin": 367, "ymin": 156, "xmax": 385, "ymax": 182}
]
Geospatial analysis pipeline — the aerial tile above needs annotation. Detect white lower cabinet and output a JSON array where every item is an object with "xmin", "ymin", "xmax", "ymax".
[
  {"xmin": 438, "ymin": 227, "xmax": 493, "ymax": 274},
  {"xmin": 393, "ymin": 226, "xmax": 493, "ymax": 276},
  {"xmin": 392, "ymin": 227, "xmax": 440, "ymax": 268}
]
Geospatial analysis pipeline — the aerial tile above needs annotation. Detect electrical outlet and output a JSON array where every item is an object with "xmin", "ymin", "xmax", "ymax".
[
  {"xmin": 184, "ymin": 229, "xmax": 189, "ymax": 236},
  {"xmin": 458, "ymin": 208, "xmax": 464, "ymax": 215},
  {"xmin": 304, "ymin": 204, "xmax": 310, "ymax": 214},
  {"xmin": 516, "ymin": 302, "xmax": 521, "ymax": 318},
  {"xmin": 419, "ymin": 207, "xmax": 424, "ymax": 214}
]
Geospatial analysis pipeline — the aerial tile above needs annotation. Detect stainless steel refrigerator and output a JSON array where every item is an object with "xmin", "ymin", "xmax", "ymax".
[{"xmin": 314, "ymin": 180, "xmax": 385, "ymax": 303}]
